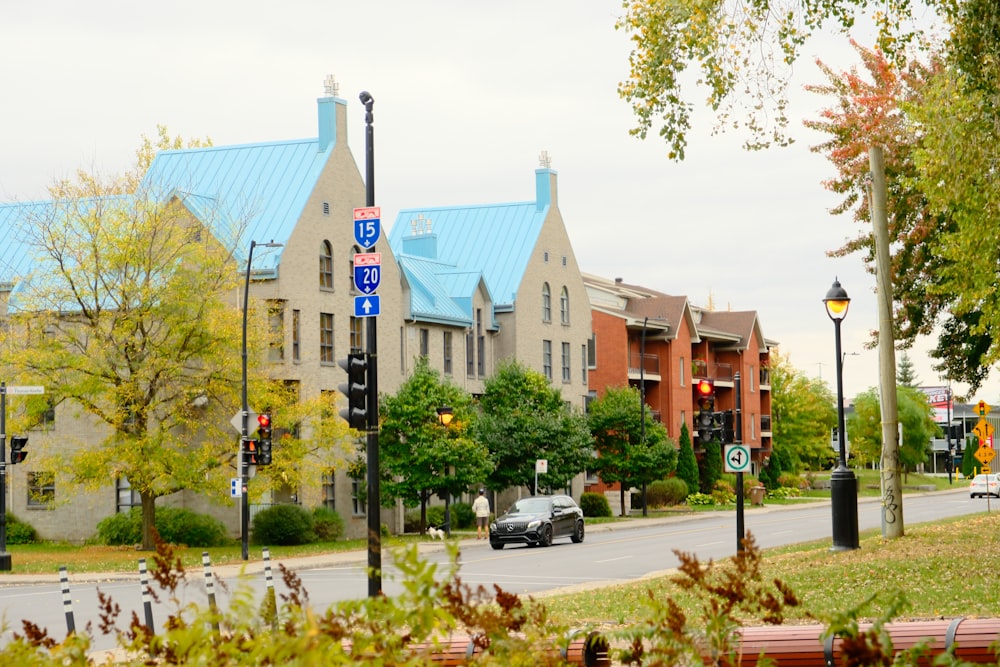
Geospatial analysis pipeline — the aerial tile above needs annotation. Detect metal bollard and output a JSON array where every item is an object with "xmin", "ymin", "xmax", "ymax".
[
  {"xmin": 202, "ymin": 551, "xmax": 219, "ymax": 632},
  {"xmin": 262, "ymin": 547, "xmax": 277, "ymax": 627},
  {"xmin": 59, "ymin": 565, "xmax": 75, "ymax": 636},
  {"xmin": 138, "ymin": 558, "xmax": 154, "ymax": 631}
]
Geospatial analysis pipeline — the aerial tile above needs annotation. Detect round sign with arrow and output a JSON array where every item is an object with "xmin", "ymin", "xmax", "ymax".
[{"xmin": 724, "ymin": 444, "xmax": 751, "ymax": 473}]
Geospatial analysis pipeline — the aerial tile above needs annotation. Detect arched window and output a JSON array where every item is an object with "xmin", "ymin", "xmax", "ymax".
[
  {"xmin": 560, "ymin": 286, "xmax": 570, "ymax": 325},
  {"xmin": 542, "ymin": 283, "xmax": 551, "ymax": 322},
  {"xmin": 320, "ymin": 241, "xmax": 333, "ymax": 289}
]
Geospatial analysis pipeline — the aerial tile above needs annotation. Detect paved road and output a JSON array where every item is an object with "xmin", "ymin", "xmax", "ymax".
[{"xmin": 0, "ymin": 486, "xmax": 986, "ymax": 655}]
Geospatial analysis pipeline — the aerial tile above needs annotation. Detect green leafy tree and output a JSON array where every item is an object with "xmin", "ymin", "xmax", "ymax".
[
  {"xmin": 847, "ymin": 386, "xmax": 939, "ymax": 477},
  {"xmin": 379, "ymin": 357, "xmax": 490, "ymax": 531},
  {"xmin": 587, "ymin": 385, "xmax": 676, "ymax": 516},
  {"xmin": 770, "ymin": 352, "xmax": 837, "ymax": 470},
  {"xmin": 675, "ymin": 422, "xmax": 699, "ymax": 499},
  {"xmin": 0, "ymin": 132, "xmax": 253, "ymax": 550},
  {"xmin": 961, "ymin": 435, "xmax": 980, "ymax": 478},
  {"xmin": 698, "ymin": 439, "xmax": 722, "ymax": 494},
  {"xmin": 475, "ymin": 359, "xmax": 592, "ymax": 494}
]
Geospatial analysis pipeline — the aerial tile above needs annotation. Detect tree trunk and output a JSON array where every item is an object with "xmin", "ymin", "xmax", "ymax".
[
  {"xmin": 619, "ymin": 485, "xmax": 626, "ymax": 517},
  {"xmin": 140, "ymin": 491, "xmax": 157, "ymax": 551},
  {"xmin": 420, "ymin": 490, "xmax": 427, "ymax": 534}
]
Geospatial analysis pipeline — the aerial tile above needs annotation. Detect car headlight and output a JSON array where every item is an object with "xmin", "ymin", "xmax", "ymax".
[
  {"xmin": 489, "ymin": 523, "xmax": 497, "ymax": 532},
  {"xmin": 527, "ymin": 519, "xmax": 541, "ymax": 530}
]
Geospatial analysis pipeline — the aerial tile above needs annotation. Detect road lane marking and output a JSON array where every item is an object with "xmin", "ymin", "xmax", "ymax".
[{"xmin": 594, "ymin": 556, "xmax": 631, "ymax": 564}]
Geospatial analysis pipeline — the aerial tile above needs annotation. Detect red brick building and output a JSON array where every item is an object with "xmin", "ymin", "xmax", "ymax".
[{"xmin": 584, "ymin": 275, "xmax": 775, "ymax": 503}]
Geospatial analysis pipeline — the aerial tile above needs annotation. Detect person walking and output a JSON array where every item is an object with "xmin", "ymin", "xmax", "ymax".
[{"xmin": 472, "ymin": 489, "xmax": 491, "ymax": 540}]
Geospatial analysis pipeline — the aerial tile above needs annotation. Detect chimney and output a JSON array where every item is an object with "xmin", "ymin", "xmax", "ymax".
[
  {"xmin": 318, "ymin": 74, "xmax": 345, "ymax": 152},
  {"xmin": 401, "ymin": 213, "xmax": 438, "ymax": 259},
  {"xmin": 535, "ymin": 150, "xmax": 557, "ymax": 211}
]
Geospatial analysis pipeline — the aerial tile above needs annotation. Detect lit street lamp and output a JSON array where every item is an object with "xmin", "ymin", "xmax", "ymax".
[
  {"xmin": 824, "ymin": 278, "xmax": 859, "ymax": 550},
  {"xmin": 437, "ymin": 406, "xmax": 454, "ymax": 537},
  {"xmin": 241, "ymin": 239, "xmax": 283, "ymax": 561}
]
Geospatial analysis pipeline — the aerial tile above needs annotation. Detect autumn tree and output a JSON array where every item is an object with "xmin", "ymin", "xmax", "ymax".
[
  {"xmin": 475, "ymin": 360, "xmax": 593, "ymax": 495},
  {"xmin": 0, "ymin": 133, "xmax": 249, "ymax": 550},
  {"xmin": 587, "ymin": 385, "xmax": 677, "ymax": 516},
  {"xmin": 770, "ymin": 351, "xmax": 837, "ymax": 470},
  {"xmin": 379, "ymin": 356, "xmax": 490, "ymax": 532},
  {"xmin": 616, "ymin": 0, "xmax": 938, "ymax": 160},
  {"xmin": 848, "ymin": 386, "xmax": 938, "ymax": 476}
]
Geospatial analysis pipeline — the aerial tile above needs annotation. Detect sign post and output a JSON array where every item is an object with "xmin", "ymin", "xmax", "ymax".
[{"xmin": 534, "ymin": 459, "xmax": 548, "ymax": 495}]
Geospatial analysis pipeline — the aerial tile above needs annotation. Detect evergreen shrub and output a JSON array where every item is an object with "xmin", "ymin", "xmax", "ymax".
[
  {"xmin": 644, "ymin": 478, "xmax": 688, "ymax": 507},
  {"xmin": 252, "ymin": 504, "xmax": 315, "ymax": 546},
  {"xmin": 6, "ymin": 514, "xmax": 38, "ymax": 544},
  {"xmin": 579, "ymin": 492, "xmax": 612, "ymax": 517},
  {"xmin": 312, "ymin": 506, "xmax": 345, "ymax": 541}
]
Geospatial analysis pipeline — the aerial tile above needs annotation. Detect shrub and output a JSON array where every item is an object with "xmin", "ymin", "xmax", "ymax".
[
  {"xmin": 312, "ymin": 506, "xmax": 344, "ymax": 541},
  {"xmin": 778, "ymin": 473, "xmax": 810, "ymax": 490},
  {"xmin": 96, "ymin": 507, "xmax": 228, "ymax": 547},
  {"xmin": 156, "ymin": 508, "xmax": 228, "ymax": 547},
  {"xmin": 767, "ymin": 486, "xmax": 802, "ymax": 499},
  {"xmin": 252, "ymin": 504, "xmax": 316, "ymax": 546},
  {"xmin": 6, "ymin": 515, "xmax": 38, "ymax": 544},
  {"xmin": 644, "ymin": 478, "xmax": 688, "ymax": 507},
  {"xmin": 686, "ymin": 492, "xmax": 715, "ymax": 505},
  {"xmin": 579, "ymin": 492, "xmax": 612, "ymax": 517},
  {"xmin": 425, "ymin": 505, "xmax": 446, "ymax": 529},
  {"xmin": 96, "ymin": 510, "xmax": 142, "ymax": 545},
  {"xmin": 451, "ymin": 502, "xmax": 475, "ymax": 529}
]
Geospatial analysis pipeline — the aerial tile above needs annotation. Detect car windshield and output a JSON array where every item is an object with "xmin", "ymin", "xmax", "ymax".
[{"xmin": 508, "ymin": 498, "xmax": 552, "ymax": 515}]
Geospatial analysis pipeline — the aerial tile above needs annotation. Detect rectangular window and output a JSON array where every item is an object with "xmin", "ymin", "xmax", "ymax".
[
  {"xmin": 419, "ymin": 328, "xmax": 429, "ymax": 357},
  {"xmin": 350, "ymin": 316, "xmax": 363, "ymax": 352},
  {"xmin": 581, "ymin": 344, "xmax": 588, "ymax": 384},
  {"xmin": 268, "ymin": 301, "xmax": 285, "ymax": 362},
  {"xmin": 476, "ymin": 309, "xmax": 485, "ymax": 377},
  {"xmin": 749, "ymin": 365, "xmax": 756, "ymax": 392},
  {"xmin": 443, "ymin": 331, "xmax": 453, "ymax": 375},
  {"xmin": 679, "ymin": 356, "xmax": 685, "ymax": 386},
  {"xmin": 587, "ymin": 333, "xmax": 597, "ymax": 369},
  {"xmin": 466, "ymin": 332, "xmax": 475, "ymax": 377},
  {"xmin": 561, "ymin": 342, "xmax": 571, "ymax": 383},
  {"xmin": 542, "ymin": 340, "xmax": 553, "ymax": 381},
  {"xmin": 116, "ymin": 476, "xmax": 141, "ymax": 513},
  {"xmin": 27, "ymin": 471, "xmax": 55, "ymax": 508},
  {"xmin": 351, "ymin": 477, "xmax": 366, "ymax": 515},
  {"xmin": 320, "ymin": 313, "xmax": 334, "ymax": 364},
  {"xmin": 291, "ymin": 309, "xmax": 301, "ymax": 362},
  {"xmin": 322, "ymin": 469, "xmax": 336, "ymax": 511}
]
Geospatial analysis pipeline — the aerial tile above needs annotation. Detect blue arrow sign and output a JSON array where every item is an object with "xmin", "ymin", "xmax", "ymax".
[
  {"xmin": 353, "ymin": 207, "xmax": 381, "ymax": 249},
  {"xmin": 354, "ymin": 294, "xmax": 380, "ymax": 317},
  {"xmin": 353, "ymin": 253, "xmax": 381, "ymax": 294}
]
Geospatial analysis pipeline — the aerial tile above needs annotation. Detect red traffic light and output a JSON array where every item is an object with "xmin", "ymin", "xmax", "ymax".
[
  {"xmin": 696, "ymin": 379, "xmax": 714, "ymax": 396},
  {"xmin": 257, "ymin": 414, "xmax": 271, "ymax": 429}
]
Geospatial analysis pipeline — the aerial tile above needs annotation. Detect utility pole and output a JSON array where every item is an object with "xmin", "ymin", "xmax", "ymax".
[{"xmin": 869, "ymin": 146, "xmax": 904, "ymax": 539}]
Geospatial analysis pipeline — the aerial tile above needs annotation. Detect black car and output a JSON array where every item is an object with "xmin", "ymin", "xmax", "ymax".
[{"xmin": 489, "ymin": 495, "xmax": 585, "ymax": 549}]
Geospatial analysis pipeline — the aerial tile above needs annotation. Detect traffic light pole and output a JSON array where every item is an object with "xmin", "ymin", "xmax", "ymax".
[
  {"xmin": 0, "ymin": 384, "xmax": 9, "ymax": 571},
  {"xmin": 360, "ymin": 90, "xmax": 382, "ymax": 598},
  {"xmin": 240, "ymin": 242, "xmax": 256, "ymax": 562}
]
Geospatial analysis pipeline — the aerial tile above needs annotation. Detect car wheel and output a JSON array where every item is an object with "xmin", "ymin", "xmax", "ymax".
[
  {"xmin": 540, "ymin": 523, "xmax": 553, "ymax": 547},
  {"xmin": 571, "ymin": 519, "xmax": 585, "ymax": 543},
  {"xmin": 490, "ymin": 541, "xmax": 504, "ymax": 550},
  {"xmin": 971, "ymin": 494, "xmax": 977, "ymax": 498}
]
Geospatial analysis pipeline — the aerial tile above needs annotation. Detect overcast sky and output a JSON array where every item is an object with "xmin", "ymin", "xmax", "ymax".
[{"xmin": 2, "ymin": 1, "xmax": 985, "ymax": 405}]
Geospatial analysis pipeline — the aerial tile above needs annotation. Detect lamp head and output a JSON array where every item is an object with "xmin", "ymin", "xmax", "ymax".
[
  {"xmin": 824, "ymin": 278, "xmax": 850, "ymax": 321},
  {"xmin": 359, "ymin": 91, "xmax": 373, "ymax": 107},
  {"xmin": 436, "ymin": 406, "xmax": 454, "ymax": 426}
]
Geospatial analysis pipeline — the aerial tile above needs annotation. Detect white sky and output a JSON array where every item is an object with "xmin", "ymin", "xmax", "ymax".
[{"xmin": 1, "ymin": 1, "xmax": 989, "ymax": 404}]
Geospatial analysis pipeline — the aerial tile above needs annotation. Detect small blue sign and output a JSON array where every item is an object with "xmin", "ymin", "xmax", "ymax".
[
  {"xmin": 354, "ymin": 294, "xmax": 381, "ymax": 317},
  {"xmin": 353, "ymin": 262, "xmax": 381, "ymax": 294},
  {"xmin": 353, "ymin": 207, "xmax": 382, "ymax": 249}
]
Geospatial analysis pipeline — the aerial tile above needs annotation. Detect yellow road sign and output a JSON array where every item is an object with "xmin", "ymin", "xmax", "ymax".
[
  {"xmin": 977, "ymin": 400, "xmax": 991, "ymax": 417},
  {"xmin": 975, "ymin": 447, "xmax": 996, "ymax": 465},
  {"xmin": 983, "ymin": 465, "xmax": 992, "ymax": 474},
  {"xmin": 973, "ymin": 419, "xmax": 995, "ymax": 440}
]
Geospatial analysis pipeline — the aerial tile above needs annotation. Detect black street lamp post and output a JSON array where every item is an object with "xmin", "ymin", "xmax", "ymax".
[
  {"xmin": 824, "ymin": 278, "xmax": 859, "ymax": 550},
  {"xmin": 241, "ymin": 239, "xmax": 282, "ymax": 561},
  {"xmin": 639, "ymin": 317, "xmax": 649, "ymax": 517},
  {"xmin": 437, "ymin": 406, "xmax": 454, "ymax": 537}
]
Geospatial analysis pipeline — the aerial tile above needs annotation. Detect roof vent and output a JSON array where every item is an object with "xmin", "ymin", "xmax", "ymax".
[
  {"xmin": 539, "ymin": 150, "xmax": 552, "ymax": 168},
  {"xmin": 324, "ymin": 74, "xmax": 339, "ymax": 98}
]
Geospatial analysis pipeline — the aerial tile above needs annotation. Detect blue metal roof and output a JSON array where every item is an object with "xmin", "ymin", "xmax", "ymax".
[
  {"xmin": 398, "ymin": 256, "xmax": 476, "ymax": 325},
  {"xmin": 143, "ymin": 137, "xmax": 332, "ymax": 273},
  {"xmin": 388, "ymin": 199, "xmax": 548, "ymax": 316}
]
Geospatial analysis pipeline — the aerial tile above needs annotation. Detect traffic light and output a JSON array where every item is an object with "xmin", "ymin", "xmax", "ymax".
[
  {"xmin": 695, "ymin": 379, "xmax": 715, "ymax": 442},
  {"xmin": 9, "ymin": 435, "xmax": 27, "ymax": 464},
  {"xmin": 711, "ymin": 411, "xmax": 725, "ymax": 443},
  {"xmin": 338, "ymin": 352, "xmax": 368, "ymax": 429},
  {"xmin": 256, "ymin": 413, "xmax": 273, "ymax": 466},
  {"xmin": 243, "ymin": 437, "xmax": 259, "ymax": 466}
]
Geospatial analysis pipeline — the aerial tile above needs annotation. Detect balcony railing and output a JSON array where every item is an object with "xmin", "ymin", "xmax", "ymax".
[
  {"xmin": 760, "ymin": 367, "xmax": 771, "ymax": 387},
  {"xmin": 692, "ymin": 360, "xmax": 733, "ymax": 382},
  {"xmin": 760, "ymin": 414, "xmax": 772, "ymax": 432},
  {"xmin": 629, "ymin": 352, "xmax": 660, "ymax": 377}
]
